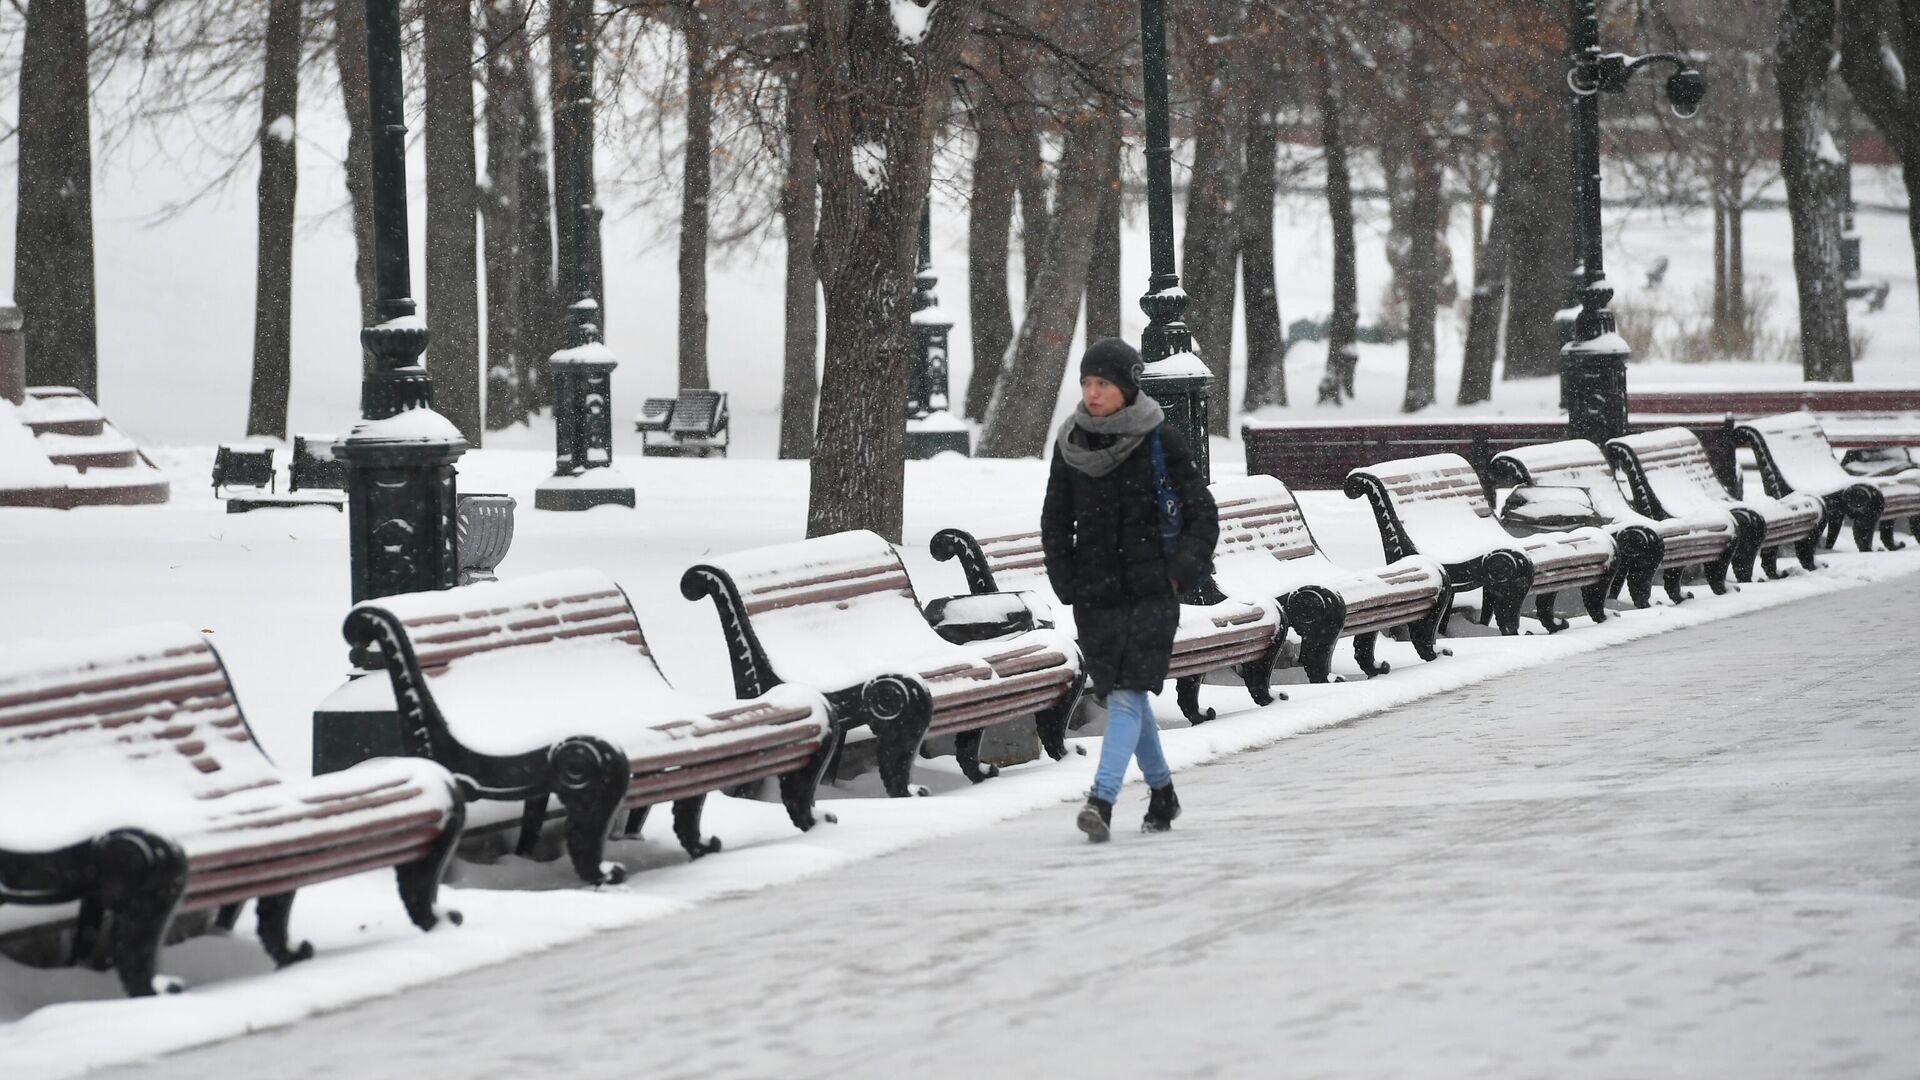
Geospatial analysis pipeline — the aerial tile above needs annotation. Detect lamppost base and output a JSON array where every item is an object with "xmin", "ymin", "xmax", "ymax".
[
  {"xmin": 311, "ymin": 670, "xmax": 399, "ymax": 775},
  {"xmin": 1562, "ymin": 332, "xmax": 1631, "ymax": 446},
  {"xmin": 535, "ymin": 467, "xmax": 637, "ymax": 511},
  {"xmin": 906, "ymin": 411, "xmax": 971, "ymax": 459},
  {"xmin": 1140, "ymin": 353, "xmax": 1215, "ymax": 484}
]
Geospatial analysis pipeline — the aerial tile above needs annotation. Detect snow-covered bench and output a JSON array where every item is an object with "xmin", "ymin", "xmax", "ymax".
[
  {"xmin": 0, "ymin": 625, "xmax": 464, "ymax": 997},
  {"xmin": 1345, "ymin": 454, "xmax": 1617, "ymax": 635},
  {"xmin": 343, "ymin": 570, "xmax": 834, "ymax": 885},
  {"xmin": 1605, "ymin": 427, "xmax": 1825, "ymax": 582},
  {"xmin": 1207, "ymin": 475, "xmax": 1452, "ymax": 682},
  {"xmin": 928, "ymin": 523, "xmax": 1283, "ymax": 723},
  {"xmin": 1732, "ymin": 412, "xmax": 1920, "ymax": 553},
  {"xmin": 681, "ymin": 531, "xmax": 1084, "ymax": 794},
  {"xmin": 1488, "ymin": 440, "xmax": 1736, "ymax": 607}
]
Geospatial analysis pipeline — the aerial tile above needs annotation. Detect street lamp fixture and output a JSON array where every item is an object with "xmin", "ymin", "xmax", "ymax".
[{"xmin": 1562, "ymin": 0, "xmax": 1704, "ymax": 446}]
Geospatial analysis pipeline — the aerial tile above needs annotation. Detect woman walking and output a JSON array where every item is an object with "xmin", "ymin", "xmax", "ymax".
[{"xmin": 1041, "ymin": 338, "xmax": 1218, "ymax": 841}]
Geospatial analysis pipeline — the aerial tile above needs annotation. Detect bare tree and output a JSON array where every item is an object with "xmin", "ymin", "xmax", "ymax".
[
  {"xmin": 333, "ymin": 0, "xmax": 379, "ymax": 330},
  {"xmin": 1318, "ymin": 54, "xmax": 1360, "ymax": 401},
  {"xmin": 247, "ymin": 0, "xmax": 303, "ymax": 439},
  {"xmin": 14, "ymin": 0, "xmax": 98, "ymax": 397},
  {"xmin": 1838, "ymin": 0, "xmax": 1920, "ymax": 328},
  {"xmin": 804, "ymin": 0, "xmax": 975, "ymax": 541},
  {"xmin": 425, "ymin": 0, "xmax": 484, "ymax": 444},
  {"xmin": 677, "ymin": 0, "xmax": 714, "ymax": 390},
  {"xmin": 778, "ymin": 43, "xmax": 820, "ymax": 459},
  {"xmin": 1239, "ymin": 46, "xmax": 1287, "ymax": 412},
  {"xmin": 482, "ymin": 0, "xmax": 532, "ymax": 430},
  {"xmin": 1777, "ymin": 0, "xmax": 1853, "ymax": 381}
]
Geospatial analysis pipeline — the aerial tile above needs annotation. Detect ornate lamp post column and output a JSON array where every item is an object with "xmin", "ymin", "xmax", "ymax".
[
  {"xmin": 1563, "ymin": 0, "xmax": 1704, "ymax": 445},
  {"xmin": 906, "ymin": 203, "xmax": 970, "ymax": 458},
  {"xmin": 337, "ymin": 0, "xmax": 467, "ymax": 608},
  {"xmin": 1136, "ymin": 0, "xmax": 1212, "ymax": 484},
  {"xmin": 534, "ymin": 38, "xmax": 634, "ymax": 511},
  {"xmin": 316, "ymin": 0, "xmax": 468, "ymax": 773}
]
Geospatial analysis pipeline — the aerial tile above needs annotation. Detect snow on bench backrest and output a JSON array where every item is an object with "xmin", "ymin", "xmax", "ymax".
[
  {"xmin": 1350, "ymin": 453, "xmax": 1508, "ymax": 542},
  {"xmin": 695, "ymin": 530, "xmax": 945, "ymax": 689},
  {"xmin": 1737, "ymin": 412, "xmax": 1855, "ymax": 492},
  {"xmin": 1493, "ymin": 441, "xmax": 1639, "ymax": 520},
  {"xmin": 0, "ymin": 624, "xmax": 278, "ymax": 804},
  {"xmin": 1210, "ymin": 475, "xmax": 1318, "ymax": 568},
  {"xmin": 1609, "ymin": 428, "xmax": 1730, "ymax": 515},
  {"xmin": 353, "ymin": 568, "xmax": 653, "ymax": 674}
]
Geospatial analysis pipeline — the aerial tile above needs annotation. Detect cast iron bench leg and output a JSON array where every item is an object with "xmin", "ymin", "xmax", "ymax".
[
  {"xmin": 1761, "ymin": 547, "xmax": 1786, "ymax": 579},
  {"xmin": 1409, "ymin": 584, "xmax": 1452, "ymax": 662},
  {"xmin": 671, "ymin": 795, "xmax": 723, "ymax": 859},
  {"xmin": 1728, "ymin": 509, "xmax": 1765, "ymax": 582},
  {"xmin": 953, "ymin": 729, "xmax": 1001, "ymax": 783},
  {"xmin": 1662, "ymin": 568, "xmax": 1691, "ymax": 605},
  {"xmin": 549, "ymin": 736, "xmax": 631, "ymax": 885},
  {"xmin": 1705, "ymin": 551, "xmax": 1733, "ymax": 594},
  {"xmin": 1033, "ymin": 671, "xmax": 1083, "ymax": 760},
  {"xmin": 1175, "ymin": 675, "xmax": 1216, "ymax": 725},
  {"xmin": 1580, "ymin": 579, "xmax": 1610, "ymax": 623},
  {"xmin": 1237, "ymin": 638, "xmax": 1287, "ymax": 702},
  {"xmin": 1880, "ymin": 522, "xmax": 1906, "ymax": 550},
  {"xmin": 95, "ymin": 829, "xmax": 189, "ymax": 997},
  {"xmin": 516, "ymin": 794, "xmax": 549, "ymax": 857},
  {"xmin": 623, "ymin": 806, "xmax": 650, "ymax": 837},
  {"xmin": 254, "ymin": 892, "xmax": 315, "ymax": 967},
  {"xmin": 1534, "ymin": 592, "xmax": 1571, "ymax": 633},
  {"xmin": 1351, "ymin": 632, "xmax": 1389, "ymax": 677},
  {"xmin": 869, "ymin": 678, "xmax": 933, "ymax": 798},
  {"xmin": 397, "ymin": 799, "xmax": 466, "ymax": 931},
  {"xmin": 1793, "ymin": 533, "xmax": 1819, "ymax": 570},
  {"xmin": 779, "ymin": 739, "xmax": 839, "ymax": 830}
]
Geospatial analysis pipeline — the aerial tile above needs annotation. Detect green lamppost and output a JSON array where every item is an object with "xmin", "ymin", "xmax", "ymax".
[
  {"xmin": 906, "ymin": 203, "xmax": 970, "ymax": 458},
  {"xmin": 336, "ymin": 0, "xmax": 466, "ymax": 608},
  {"xmin": 1136, "ymin": 0, "xmax": 1212, "ymax": 483},
  {"xmin": 316, "ymin": 0, "xmax": 467, "ymax": 774},
  {"xmin": 1563, "ymin": 0, "xmax": 1703, "ymax": 445},
  {"xmin": 534, "ymin": 37, "xmax": 634, "ymax": 511}
]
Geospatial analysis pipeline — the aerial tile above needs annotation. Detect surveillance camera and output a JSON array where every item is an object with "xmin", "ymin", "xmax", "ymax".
[{"xmin": 1666, "ymin": 68, "xmax": 1706, "ymax": 119}]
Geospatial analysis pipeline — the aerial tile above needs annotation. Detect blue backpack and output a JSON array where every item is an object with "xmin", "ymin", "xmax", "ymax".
[{"xmin": 1148, "ymin": 428, "xmax": 1183, "ymax": 556}]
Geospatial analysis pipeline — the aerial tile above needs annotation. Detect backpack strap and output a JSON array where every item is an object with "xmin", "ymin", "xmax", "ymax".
[{"xmin": 1149, "ymin": 428, "xmax": 1183, "ymax": 556}]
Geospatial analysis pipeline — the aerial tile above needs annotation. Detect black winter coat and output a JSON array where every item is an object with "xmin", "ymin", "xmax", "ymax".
[{"xmin": 1040, "ymin": 422, "xmax": 1218, "ymax": 697}]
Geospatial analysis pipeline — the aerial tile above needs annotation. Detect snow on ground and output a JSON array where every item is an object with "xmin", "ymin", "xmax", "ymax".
[{"xmin": 3, "ymin": 439, "xmax": 1919, "ymax": 1076}]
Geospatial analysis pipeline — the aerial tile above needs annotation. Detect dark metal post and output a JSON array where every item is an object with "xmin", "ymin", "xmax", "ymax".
[
  {"xmin": 317, "ymin": 0, "xmax": 469, "ymax": 773},
  {"xmin": 534, "ymin": 36, "xmax": 634, "ymax": 511},
  {"xmin": 1560, "ymin": 2, "xmax": 1703, "ymax": 445},
  {"xmin": 1136, "ymin": 0, "xmax": 1212, "ymax": 483},
  {"xmin": 906, "ymin": 201, "xmax": 969, "ymax": 458},
  {"xmin": 1562, "ymin": 0, "xmax": 1628, "ymax": 446},
  {"xmin": 336, "ymin": 0, "xmax": 466, "ymax": 608}
]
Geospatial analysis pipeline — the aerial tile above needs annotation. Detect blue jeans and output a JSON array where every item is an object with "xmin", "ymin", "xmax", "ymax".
[{"xmin": 1090, "ymin": 688, "xmax": 1172, "ymax": 803}]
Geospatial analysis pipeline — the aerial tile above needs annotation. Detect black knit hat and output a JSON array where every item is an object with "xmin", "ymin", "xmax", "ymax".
[{"xmin": 1080, "ymin": 337, "xmax": 1143, "ymax": 401}]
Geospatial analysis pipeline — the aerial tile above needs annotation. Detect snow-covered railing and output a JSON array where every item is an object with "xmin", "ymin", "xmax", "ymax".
[
  {"xmin": 1344, "ymin": 454, "xmax": 1617, "ymax": 636},
  {"xmin": 0, "ymin": 623, "xmax": 463, "ymax": 997},
  {"xmin": 1605, "ymin": 428, "xmax": 1827, "ymax": 582},
  {"xmin": 1732, "ymin": 412, "xmax": 1920, "ymax": 554},
  {"xmin": 343, "ymin": 569, "xmax": 834, "ymax": 885},
  {"xmin": 681, "ymin": 530, "xmax": 1083, "ymax": 793}
]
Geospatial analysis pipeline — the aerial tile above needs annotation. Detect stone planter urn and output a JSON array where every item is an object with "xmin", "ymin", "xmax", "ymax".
[{"xmin": 456, "ymin": 492, "xmax": 517, "ymax": 585}]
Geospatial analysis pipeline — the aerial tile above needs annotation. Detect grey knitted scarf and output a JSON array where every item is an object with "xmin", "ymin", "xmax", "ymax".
[{"xmin": 1054, "ymin": 395, "xmax": 1166, "ymax": 478}]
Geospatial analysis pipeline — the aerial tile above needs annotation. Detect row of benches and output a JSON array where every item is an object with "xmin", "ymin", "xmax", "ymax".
[{"xmin": 6, "ymin": 414, "xmax": 1912, "ymax": 998}]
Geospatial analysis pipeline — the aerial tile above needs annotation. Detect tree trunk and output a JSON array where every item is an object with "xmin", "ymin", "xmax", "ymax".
[
  {"xmin": 1010, "ymin": 103, "xmax": 1050, "ymax": 297},
  {"xmin": 1084, "ymin": 123, "xmax": 1124, "ymax": 343},
  {"xmin": 977, "ymin": 109, "xmax": 1119, "ymax": 458},
  {"xmin": 334, "ymin": 0, "xmax": 378, "ymax": 331},
  {"xmin": 248, "ymin": 0, "xmax": 302, "ymax": 439},
  {"xmin": 512, "ymin": 26, "xmax": 558, "ymax": 410},
  {"xmin": 15, "ymin": 0, "xmax": 98, "ymax": 397},
  {"xmin": 1501, "ymin": 97, "xmax": 1572, "ymax": 381},
  {"xmin": 1239, "ymin": 80, "xmax": 1285, "ymax": 412},
  {"xmin": 424, "ymin": 0, "xmax": 484, "ymax": 445},
  {"xmin": 1401, "ymin": 136, "xmax": 1442, "ymax": 413},
  {"xmin": 1711, "ymin": 196, "xmax": 1729, "ymax": 345},
  {"xmin": 1180, "ymin": 65, "xmax": 1242, "ymax": 434},
  {"xmin": 678, "ymin": 0, "xmax": 712, "ymax": 389},
  {"xmin": 1458, "ymin": 152, "xmax": 1513, "ymax": 406},
  {"xmin": 964, "ymin": 122, "xmax": 1016, "ymax": 422},
  {"xmin": 1321, "ymin": 61, "xmax": 1359, "ymax": 401},
  {"xmin": 1727, "ymin": 202, "xmax": 1747, "ymax": 340},
  {"xmin": 778, "ymin": 64, "xmax": 819, "ymax": 459},
  {"xmin": 805, "ymin": 0, "xmax": 974, "ymax": 541},
  {"xmin": 482, "ymin": 0, "xmax": 528, "ymax": 430},
  {"xmin": 1777, "ymin": 0, "xmax": 1853, "ymax": 381},
  {"xmin": 1837, "ymin": 0, "xmax": 1920, "ymax": 329}
]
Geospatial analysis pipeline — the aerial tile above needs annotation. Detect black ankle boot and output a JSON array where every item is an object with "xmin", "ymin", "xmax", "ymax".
[
  {"xmin": 1077, "ymin": 796, "xmax": 1114, "ymax": 842},
  {"xmin": 1142, "ymin": 783, "xmax": 1181, "ymax": 833}
]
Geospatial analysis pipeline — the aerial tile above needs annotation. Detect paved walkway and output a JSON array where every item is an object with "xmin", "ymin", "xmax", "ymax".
[{"xmin": 99, "ymin": 573, "xmax": 1920, "ymax": 1079}]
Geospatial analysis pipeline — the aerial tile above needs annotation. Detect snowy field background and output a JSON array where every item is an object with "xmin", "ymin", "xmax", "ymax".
[{"xmin": 0, "ymin": 103, "xmax": 1916, "ymax": 1077}]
